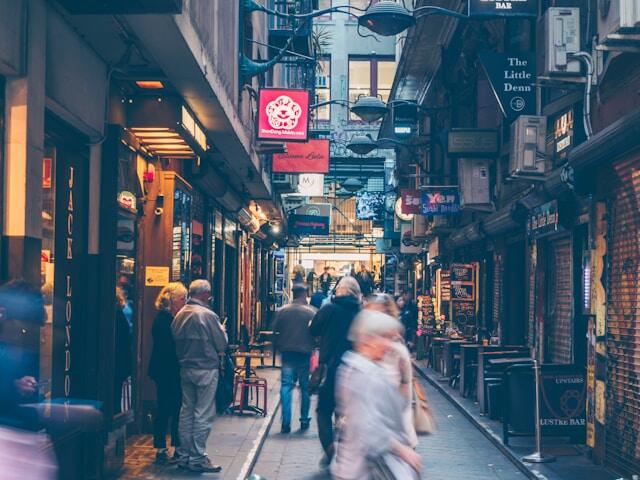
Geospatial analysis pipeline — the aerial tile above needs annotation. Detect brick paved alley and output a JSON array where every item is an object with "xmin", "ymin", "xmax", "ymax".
[{"xmin": 251, "ymin": 374, "xmax": 527, "ymax": 480}]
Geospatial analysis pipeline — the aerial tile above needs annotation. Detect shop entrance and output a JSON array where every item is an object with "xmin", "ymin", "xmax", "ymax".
[{"xmin": 503, "ymin": 239, "xmax": 526, "ymax": 345}]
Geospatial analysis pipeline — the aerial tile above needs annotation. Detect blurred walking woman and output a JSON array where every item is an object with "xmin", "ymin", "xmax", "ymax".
[
  {"xmin": 148, "ymin": 282, "xmax": 187, "ymax": 464},
  {"xmin": 331, "ymin": 310, "xmax": 421, "ymax": 480}
]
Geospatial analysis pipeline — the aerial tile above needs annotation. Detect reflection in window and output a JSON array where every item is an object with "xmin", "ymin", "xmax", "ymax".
[{"xmin": 40, "ymin": 146, "xmax": 56, "ymax": 400}]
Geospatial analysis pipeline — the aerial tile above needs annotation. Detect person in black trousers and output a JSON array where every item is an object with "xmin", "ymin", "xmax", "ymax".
[
  {"xmin": 309, "ymin": 276, "xmax": 362, "ymax": 467},
  {"xmin": 148, "ymin": 282, "xmax": 188, "ymax": 464}
]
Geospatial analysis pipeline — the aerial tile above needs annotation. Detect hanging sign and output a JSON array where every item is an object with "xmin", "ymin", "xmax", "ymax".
[
  {"xmin": 479, "ymin": 52, "xmax": 536, "ymax": 120},
  {"xmin": 272, "ymin": 139, "xmax": 330, "ymax": 173},
  {"xmin": 447, "ymin": 129, "xmax": 499, "ymax": 156},
  {"xmin": 468, "ymin": 0, "xmax": 537, "ymax": 17},
  {"xmin": 257, "ymin": 88, "xmax": 310, "ymax": 142},
  {"xmin": 421, "ymin": 187, "xmax": 460, "ymax": 216},
  {"xmin": 298, "ymin": 174, "xmax": 324, "ymax": 197},
  {"xmin": 527, "ymin": 200, "xmax": 561, "ymax": 239},
  {"xmin": 289, "ymin": 213, "xmax": 330, "ymax": 236},
  {"xmin": 401, "ymin": 189, "xmax": 422, "ymax": 215}
]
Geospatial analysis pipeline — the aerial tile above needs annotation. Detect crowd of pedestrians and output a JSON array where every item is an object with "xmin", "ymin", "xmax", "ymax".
[
  {"xmin": 0, "ymin": 264, "xmax": 425, "ymax": 479},
  {"xmin": 273, "ymin": 265, "xmax": 428, "ymax": 479}
]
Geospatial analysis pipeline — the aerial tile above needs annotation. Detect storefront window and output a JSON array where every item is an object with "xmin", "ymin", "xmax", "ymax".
[{"xmin": 40, "ymin": 145, "xmax": 56, "ymax": 399}]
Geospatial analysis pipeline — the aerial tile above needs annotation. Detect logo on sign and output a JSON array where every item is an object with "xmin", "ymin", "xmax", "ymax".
[
  {"xmin": 266, "ymin": 95, "xmax": 302, "ymax": 130},
  {"xmin": 510, "ymin": 96, "xmax": 526, "ymax": 112}
]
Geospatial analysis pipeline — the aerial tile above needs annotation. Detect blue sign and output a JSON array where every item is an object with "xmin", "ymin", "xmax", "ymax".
[
  {"xmin": 289, "ymin": 214, "xmax": 330, "ymax": 236},
  {"xmin": 422, "ymin": 188, "xmax": 460, "ymax": 216}
]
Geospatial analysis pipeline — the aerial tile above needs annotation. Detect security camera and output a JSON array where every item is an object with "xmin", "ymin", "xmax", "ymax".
[{"xmin": 155, "ymin": 193, "xmax": 165, "ymax": 216}]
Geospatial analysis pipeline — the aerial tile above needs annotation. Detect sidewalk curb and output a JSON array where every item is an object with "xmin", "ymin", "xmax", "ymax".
[
  {"xmin": 413, "ymin": 361, "xmax": 544, "ymax": 480},
  {"xmin": 237, "ymin": 396, "xmax": 282, "ymax": 480}
]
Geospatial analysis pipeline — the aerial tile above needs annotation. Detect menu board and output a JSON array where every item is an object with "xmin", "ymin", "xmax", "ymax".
[
  {"xmin": 452, "ymin": 301, "xmax": 475, "ymax": 328},
  {"xmin": 440, "ymin": 270, "xmax": 451, "ymax": 302},
  {"xmin": 451, "ymin": 283, "xmax": 475, "ymax": 301},
  {"xmin": 451, "ymin": 263, "xmax": 474, "ymax": 282},
  {"xmin": 450, "ymin": 263, "xmax": 476, "ymax": 302},
  {"xmin": 418, "ymin": 295, "xmax": 435, "ymax": 324},
  {"xmin": 171, "ymin": 188, "xmax": 192, "ymax": 283}
]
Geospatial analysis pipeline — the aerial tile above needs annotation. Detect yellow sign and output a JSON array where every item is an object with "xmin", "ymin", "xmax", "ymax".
[
  {"xmin": 145, "ymin": 266, "xmax": 170, "ymax": 287},
  {"xmin": 595, "ymin": 380, "xmax": 606, "ymax": 425}
]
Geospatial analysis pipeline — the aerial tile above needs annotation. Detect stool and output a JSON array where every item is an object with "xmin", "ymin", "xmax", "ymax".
[
  {"xmin": 232, "ymin": 376, "xmax": 268, "ymax": 416},
  {"xmin": 487, "ymin": 381, "xmax": 503, "ymax": 420},
  {"xmin": 463, "ymin": 362, "xmax": 478, "ymax": 398},
  {"xmin": 449, "ymin": 353, "xmax": 461, "ymax": 388}
]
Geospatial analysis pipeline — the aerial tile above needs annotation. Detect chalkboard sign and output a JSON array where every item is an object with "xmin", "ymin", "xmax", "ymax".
[
  {"xmin": 452, "ymin": 301, "xmax": 475, "ymax": 328},
  {"xmin": 451, "ymin": 264, "xmax": 474, "ymax": 282},
  {"xmin": 451, "ymin": 282, "xmax": 475, "ymax": 301},
  {"xmin": 540, "ymin": 369, "xmax": 586, "ymax": 441}
]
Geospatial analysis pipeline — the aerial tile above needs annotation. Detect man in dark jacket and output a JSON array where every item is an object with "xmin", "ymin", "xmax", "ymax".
[
  {"xmin": 400, "ymin": 289, "xmax": 419, "ymax": 345},
  {"xmin": 309, "ymin": 276, "xmax": 361, "ymax": 464},
  {"xmin": 355, "ymin": 264, "xmax": 374, "ymax": 297},
  {"xmin": 319, "ymin": 266, "xmax": 333, "ymax": 295},
  {"xmin": 272, "ymin": 283, "xmax": 316, "ymax": 433},
  {"xmin": 310, "ymin": 288, "xmax": 326, "ymax": 310}
]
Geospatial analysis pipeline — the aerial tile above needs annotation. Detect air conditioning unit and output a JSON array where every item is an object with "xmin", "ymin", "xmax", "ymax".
[
  {"xmin": 598, "ymin": 0, "xmax": 640, "ymax": 48},
  {"xmin": 543, "ymin": 7, "xmax": 581, "ymax": 75},
  {"xmin": 458, "ymin": 158, "xmax": 492, "ymax": 210},
  {"xmin": 509, "ymin": 116, "xmax": 548, "ymax": 180},
  {"xmin": 272, "ymin": 173, "xmax": 299, "ymax": 193}
]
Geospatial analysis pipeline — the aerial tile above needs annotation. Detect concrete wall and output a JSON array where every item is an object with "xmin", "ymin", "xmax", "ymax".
[{"xmin": 0, "ymin": 0, "xmax": 25, "ymax": 76}]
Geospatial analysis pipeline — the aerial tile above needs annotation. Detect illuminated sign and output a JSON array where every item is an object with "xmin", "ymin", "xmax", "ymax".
[
  {"xmin": 422, "ymin": 188, "xmax": 461, "ymax": 216},
  {"xmin": 554, "ymin": 109, "xmax": 574, "ymax": 156},
  {"xmin": 258, "ymin": 88, "xmax": 310, "ymax": 142}
]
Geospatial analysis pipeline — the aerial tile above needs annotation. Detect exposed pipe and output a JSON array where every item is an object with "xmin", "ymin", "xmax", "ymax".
[{"xmin": 569, "ymin": 51, "xmax": 594, "ymax": 139}]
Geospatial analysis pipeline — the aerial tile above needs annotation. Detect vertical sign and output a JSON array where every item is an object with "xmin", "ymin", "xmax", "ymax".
[{"xmin": 53, "ymin": 152, "xmax": 88, "ymax": 400}]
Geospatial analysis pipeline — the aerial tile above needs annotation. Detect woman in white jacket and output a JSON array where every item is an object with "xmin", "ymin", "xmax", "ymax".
[
  {"xmin": 364, "ymin": 293, "xmax": 418, "ymax": 448},
  {"xmin": 331, "ymin": 310, "xmax": 421, "ymax": 480}
]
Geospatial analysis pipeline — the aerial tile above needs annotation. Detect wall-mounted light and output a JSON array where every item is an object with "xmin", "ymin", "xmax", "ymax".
[{"xmin": 135, "ymin": 80, "xmax": 165, "ymax": 90}]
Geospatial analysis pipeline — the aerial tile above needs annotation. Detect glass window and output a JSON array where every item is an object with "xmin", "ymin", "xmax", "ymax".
[
  {"xmin": 350, "ymin": 0, "xmax": 373, "ymax": 14},
  {"xmin": 377, "ymin": 60, "xmax": 396, "ymax": 103},
  {"xmin": 316, "ymin": 58, "xmax": 331, "ymax": 122},
  {"xmin": 349, "ymin": 59, "xmax": 371, "ymax": 120},
  {"xmin": 348, "ymin": 57, "xmax": 396, "ymax": 121},
  {"xmin": 316, "ymin": 0, "xmax": 332, "ymax": 20}
]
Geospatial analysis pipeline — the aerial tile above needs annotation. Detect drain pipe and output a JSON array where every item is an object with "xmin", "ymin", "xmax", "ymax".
[{"xmin": 569, "ymin": 52, "xmax": 594, "ymax": 139}]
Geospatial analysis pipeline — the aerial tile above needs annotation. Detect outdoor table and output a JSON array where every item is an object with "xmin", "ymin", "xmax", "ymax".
[
  {"xmin": 477, "ymin": 347, "xmax": 530, "ymax": 412},
  {"xmin": 257, "ymin": 330, "xmax": 279, "ymax": 368},
  {"xmin": 231, "ymin": 352, "xmax": 269, "ymax": 415},
  {"xmin": 442, "ymin": 339, "xmax": 469, "ymax": 378},
  {"xmin": 487, "ymin": 357, "xmax": 533, "ymax": 366}
]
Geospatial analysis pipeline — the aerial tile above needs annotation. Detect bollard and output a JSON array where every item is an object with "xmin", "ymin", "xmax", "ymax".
[{"xmin": 522, "ymin": 359, "xmax": 555, "ymax": 463}]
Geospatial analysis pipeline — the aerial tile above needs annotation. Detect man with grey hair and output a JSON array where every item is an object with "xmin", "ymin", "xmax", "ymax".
[{"xmin": 171, "ymin": 279, "xmax": 227, "ymax": 472}]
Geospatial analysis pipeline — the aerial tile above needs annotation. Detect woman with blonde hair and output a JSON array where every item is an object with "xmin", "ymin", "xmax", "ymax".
[
  {"xmin": 364, "ymin": 293, "xmax": 418, "ymax": 448},
  {"xmin": 147, "ymin": 282, "xmax": 188, "ymax": 464}
]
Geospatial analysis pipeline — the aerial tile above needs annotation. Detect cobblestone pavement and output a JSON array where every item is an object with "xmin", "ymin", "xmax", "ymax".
[
  {"xmin": 252, "ymin": 373, "xmax": 527, "ymax": 480},
  {"xmin": 119, "ymin": 366, "xmax": 280, "ymax": 479}
]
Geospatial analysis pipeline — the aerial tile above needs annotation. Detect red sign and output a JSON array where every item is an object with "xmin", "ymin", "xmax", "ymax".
[
  {"xmin": 258, "ymin": 88, "xmax": 310, "ymax": 142},
  {"xmin": 272, "ymin": 139, "xmax": 329, "ymax": 173},
  {"xmin": 401, "ymin": 189, "xmax": 422, "ymax": 214}
]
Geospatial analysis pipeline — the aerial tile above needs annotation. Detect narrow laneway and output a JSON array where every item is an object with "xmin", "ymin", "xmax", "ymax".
[{"xmin": 252, "ymin": 374, "xmax": 526, "ymax": 480}]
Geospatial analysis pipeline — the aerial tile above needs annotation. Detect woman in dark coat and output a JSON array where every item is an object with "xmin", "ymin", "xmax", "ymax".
[{"xmin": 147, "ymin": 282, "xmax": 187, "ymax": 464}]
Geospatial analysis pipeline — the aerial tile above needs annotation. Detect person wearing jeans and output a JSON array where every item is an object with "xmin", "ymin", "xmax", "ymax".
[
  {"xmin": 171, "ymin": 280, "xmax": 227, "ymax": 473},
  {"xmin": 281, "ymin": 352, "xmax": 311, "ymax": 430},
  {"xmin": 273, "ymin": 283, "xmax": 316, "ymax": 433}
]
